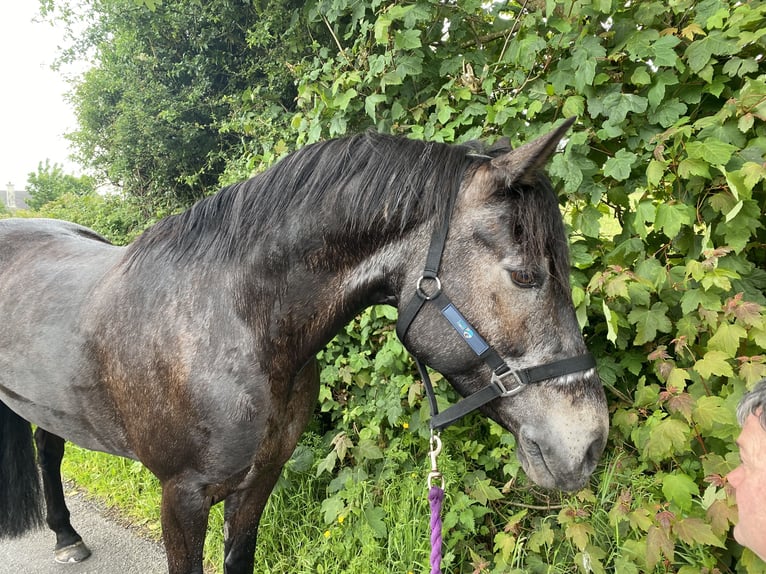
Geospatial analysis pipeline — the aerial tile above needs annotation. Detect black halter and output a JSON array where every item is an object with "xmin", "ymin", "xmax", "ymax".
[{"xmin": 395, "ymin": 166, "xmax": 596, "ymax": 431}]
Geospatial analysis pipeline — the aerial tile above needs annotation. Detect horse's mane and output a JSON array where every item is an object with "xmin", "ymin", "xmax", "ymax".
[{"xmin": 125, "ymin": 131, "xmax": 570, "ymax": 289}]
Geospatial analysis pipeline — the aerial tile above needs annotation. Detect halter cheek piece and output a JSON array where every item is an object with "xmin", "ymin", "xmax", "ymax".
[{"xmin": 395, "ymin": 159, "xmax": 596, "ymax": 431}]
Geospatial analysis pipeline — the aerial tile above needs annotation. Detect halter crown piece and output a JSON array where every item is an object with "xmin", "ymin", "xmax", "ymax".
[{"xmin": 395, "ymin": 157, "xmax": 596, "ymax": 431}]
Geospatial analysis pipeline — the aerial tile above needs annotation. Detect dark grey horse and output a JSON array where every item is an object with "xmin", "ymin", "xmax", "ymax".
[{"xmin": 0, "ymin": 123, "xmax": 608, "ymax": 574}]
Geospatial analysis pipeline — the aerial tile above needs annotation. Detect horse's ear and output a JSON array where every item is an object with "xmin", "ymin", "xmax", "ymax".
[{"xmin": 489, "ymin": 117, "xmax": 575, "ymax": 187}]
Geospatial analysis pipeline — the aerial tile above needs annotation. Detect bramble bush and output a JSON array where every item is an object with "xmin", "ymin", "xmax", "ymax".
[{"xmin": 37, "ymin": 0, "xmax": 766, "ymax": 571}]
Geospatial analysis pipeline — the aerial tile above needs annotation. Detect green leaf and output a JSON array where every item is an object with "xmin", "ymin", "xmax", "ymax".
[
  {"xmin": 647, "ymin": 99, "xmax": 687, "ymax": 127},
  {"xmin": 693, "ymin": 395, "xmax": 738, "ymax": 432},
  {"xmin": 602, "ymin": 301, "xmax": 618, "ymax": 344},
  {"xmin": 631, "ymin": 67, "xmax": 651, "ymax": 86},
  {"xmin": 395, "ymin": 53, "xmax": 423, "ymax": 77},
  {"xmin": 574, "ymin": 205, "xmax": 602, "ymax": 238},
  {"xmin": 686, "ymin": 138, "xmax": 738, "ymax": 165},
  {"xmin": 719, "ymin": 199, "xmax": 762, "ymax": 251},
  {"xmin": 334, "ymin": 88, "xmax": 357, "ymax": 111},
  {"xmin": 316, "ymin": 450, "xmax": 337, "ymax": 477},
  {"xmin": 565, "ymin": 522, "xmax": 595, "ymax": 551},
  {"xmin": 738, "ymin": 113, "xmax": 755, "ymax": 133},
  {"xmin": 603, "ymin": 149, "xmax": 638, "ymax": 181},
  {"xmin": 394, "ymin": 29, "xmax": 421, "ymax": 50},
  {"xmin": 707, "ymin": 323, "xmax": 747, "ymax": 355},
  {"xmin": 724, "ymin": 167, "xmax": 752, "ymax": 201},
  {"xmin": 635, "ymin": 200, "xmax": 657, "ymax": 225},
  {"xmin": 572, "ymin": 35, "xmax": 606, "ymax": 92},
  {"xmin": 643, "ymin": 418, "xmax": 690, "ymax": 462},
  {"xmin": 528, "ymin": 520, "xmax": 554, "ymax": 552},
  {"xmin": 364, "ymin": 93, "xmax": 387, "ymax": 120},
  {"xmin": 655, "ymin": 202, "xmax": 695, "ymax": 239},
  {"xmin": 574, "ymin": 59, "xmax": 597, "ymax": 93},
  {"xmin": 628, "ymin": 302, "xmax": 672, "ymax": 345},
  {"xmin": 662, "ymin": 473, "xmax": 699, "ymax": 511},
  {"xmin": 600, "ymin": 92, "xmax": 648, "ymax": 123},
  {"xmin": 678, "ymin": 158, "xmax": 711, "ymax": 179},
  {"xmin": 321, "ymin": 496, "xmax": 345, "ymax": 524},
  {"xmin": 693, "ymin": 350, "xmax": 734, "ymax": 379},
  {"xmin": 494, "ymin": 531, "xmax": 516, "ymax": 562},
  {"xmin": 363, "ymin": 504, "xmax": 388, "ymax": 538},
  {"xmin": 647, "ymin": 159, "xmax": 666, "ymax": 187},
  {"xmin": 436, "ymin": 102, "xmax": 455, "ymax": 124},
  {"xmin": 471, "ymin": 478, "xmax": 504, "ymax": 505},
  {"xmin": 667, "ymin": 368, "xmax": 690, "ymax": 390},
  {"xmin": 741, "ymin": 162, "xmax": 766, "ymax": 190},
  {"xmin": 648, "ymin": 70, "xmax": 680, "ymax": 109},
  {"xmin": 353, "ymin": 438, "xmax": 384, "ymax": 461},
  {"xmin": 628, "ymin": 507, "xmax": 653, "ymax": 533},
  {"xmin": 685, "ymin": 31, "xmax": 738, "ymax": 73},
  {"xmin": 373, "ymin": 13, "xmax": 392, "ymax": 45},
  {"xmin": 651, "ymin": 34, "xmax": 681, "ymax": 67}
]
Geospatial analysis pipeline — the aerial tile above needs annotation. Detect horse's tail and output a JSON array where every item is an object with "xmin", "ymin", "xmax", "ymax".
[{"xmin": 0, "ymin": 401, "xmax": 44, "ymax": 538}]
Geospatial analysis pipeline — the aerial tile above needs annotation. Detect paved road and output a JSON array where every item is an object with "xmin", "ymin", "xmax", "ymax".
[{"xmin": 0, "ymin": 486, "xmax": 167, "ymax": 573}]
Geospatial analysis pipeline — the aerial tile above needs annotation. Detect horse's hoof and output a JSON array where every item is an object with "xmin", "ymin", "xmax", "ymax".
[{"xmin": 54, "ymin": 541, "xmax": 92, "ymax": 564}]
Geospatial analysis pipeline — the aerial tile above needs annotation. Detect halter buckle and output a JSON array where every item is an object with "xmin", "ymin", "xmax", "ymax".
[{"xmin": 491, "ymin": 369, "xmax": 526, "ymax": 397}]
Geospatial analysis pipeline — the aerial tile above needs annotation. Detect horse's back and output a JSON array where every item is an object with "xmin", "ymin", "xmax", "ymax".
[
  {"xmin": 0, "ymin": 217, "xmax": 111, "ymax": 257},
  {"xmin": 0, "ymin": 218, "xmax": 120, "ymax": 308},
  {"xmin": 0, "ymin": 218, "xmax": 130, "ymax": 454}
]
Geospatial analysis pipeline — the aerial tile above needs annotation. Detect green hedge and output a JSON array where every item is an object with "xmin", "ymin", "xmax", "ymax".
[{"xmin": 249, "ymin": 0, "xmax": 765, "ymax": 571}]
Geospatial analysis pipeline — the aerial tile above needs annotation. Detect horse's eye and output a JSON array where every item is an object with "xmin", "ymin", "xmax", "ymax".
[{"xmin": 509, "ymin": 269, "xmax": 537, "ymax": 288}]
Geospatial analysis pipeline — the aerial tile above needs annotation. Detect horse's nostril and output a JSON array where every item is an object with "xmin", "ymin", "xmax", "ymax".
[
  {"xmin": 584, "ymin": 435, "xmax": 605, "ymax": 472},
  {"xmin": 524, "ymin": 435, "xmax": 544, "ymax": 462}
]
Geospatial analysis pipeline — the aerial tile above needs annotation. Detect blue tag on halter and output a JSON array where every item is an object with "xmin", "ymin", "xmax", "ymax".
[{"xmin": 440, "ymin": 304, "xmax": 490, "ymax": 356}]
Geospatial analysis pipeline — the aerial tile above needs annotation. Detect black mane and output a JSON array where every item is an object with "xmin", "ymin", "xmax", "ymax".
[
  {"xmin": 125, "ymin": 132, "xmax": 569, "ymax": 289},
  {"xmin": 126, "ymin": 132, "xmax": 483, "ymax": 265}
]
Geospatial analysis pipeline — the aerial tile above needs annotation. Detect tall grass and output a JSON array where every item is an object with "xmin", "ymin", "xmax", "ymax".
[{"xmin": 61, "ymin": 442, "xmax": 434, "ymax": 573}]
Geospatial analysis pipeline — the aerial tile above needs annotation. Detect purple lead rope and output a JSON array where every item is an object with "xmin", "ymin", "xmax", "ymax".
[
  {"xmin": 428, "ymin": 432, "xmax": 445, "ymax": 574},
  {"xmin": 428, "ymin": 485, "xmax": 444, "ymax": 574}
]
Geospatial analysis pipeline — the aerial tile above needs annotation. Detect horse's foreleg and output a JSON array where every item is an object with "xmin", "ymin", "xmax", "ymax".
[
  {"xmin": 33, "ymin": 429, "xmax": 91, "ymax": 564},
  {"xmin": 222, "ymin": 466, "xmax": 283, "ymax": 574},
  {"xmin": 160, "ymin": 476, "xmax": 211, "ymax": 574}
]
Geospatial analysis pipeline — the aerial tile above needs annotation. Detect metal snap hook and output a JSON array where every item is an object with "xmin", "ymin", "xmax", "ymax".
[{"xmin": 427, "ymin": 431, "xmax": 445, "ymax": 489}]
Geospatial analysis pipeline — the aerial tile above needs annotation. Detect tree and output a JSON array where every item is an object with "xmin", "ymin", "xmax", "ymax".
[
  {"xmin": 25, "ymin": 160, "xmax": 95, "ymax": 211},
  {"xmin": 35, "ymin": 191, "xmax": 147, "ymax": 244},
  {"xmin": 47, "ymin": 0, "xmax": 308, "ymax": 210}
]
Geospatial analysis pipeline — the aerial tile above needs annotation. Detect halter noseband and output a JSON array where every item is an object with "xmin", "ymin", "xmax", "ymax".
[{"xmin": 395, "ymin": 164, "xmax": 596, "ymax": 431}]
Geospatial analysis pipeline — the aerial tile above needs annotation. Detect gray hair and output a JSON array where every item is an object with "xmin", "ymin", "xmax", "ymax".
[{"xmin": 737, "ymin": 378, "xmax": 766, "ymax": 428}]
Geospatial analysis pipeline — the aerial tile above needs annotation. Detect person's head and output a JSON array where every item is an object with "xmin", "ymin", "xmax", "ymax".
[{"xmin": 728, "ymin": 378, "xmax": 766, "ymax": 561}]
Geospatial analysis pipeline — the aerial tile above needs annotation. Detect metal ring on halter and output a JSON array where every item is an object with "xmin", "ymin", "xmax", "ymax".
[{"xmin": 416, "ymin": 275, "xmax": 442, "ymax": 301}]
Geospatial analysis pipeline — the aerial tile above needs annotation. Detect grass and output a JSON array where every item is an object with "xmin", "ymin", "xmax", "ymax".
[{"xmin": 61, "ymin": 443, "xmax": 435, "ymax": 573}]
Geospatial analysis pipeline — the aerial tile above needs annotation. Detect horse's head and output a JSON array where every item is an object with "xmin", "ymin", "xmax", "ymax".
[{"xmin": 397, "ymin": 121, "xmax": 608, "ymax": 492}]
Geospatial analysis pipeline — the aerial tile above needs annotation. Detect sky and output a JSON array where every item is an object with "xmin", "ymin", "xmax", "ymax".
[{"xmin": 0, "ymin": 4, "xmax": 83, "ymax": 189}]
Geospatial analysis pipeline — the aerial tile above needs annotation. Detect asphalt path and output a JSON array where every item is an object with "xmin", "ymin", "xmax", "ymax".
[{"xmin": 0, "ymin": 486, "xmax": 167, "ymax": 573}]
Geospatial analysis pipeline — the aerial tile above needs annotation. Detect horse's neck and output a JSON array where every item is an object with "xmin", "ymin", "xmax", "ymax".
[{"xmin": 244, "ymin": 229, "xmax": 420, "ymax": 378}]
